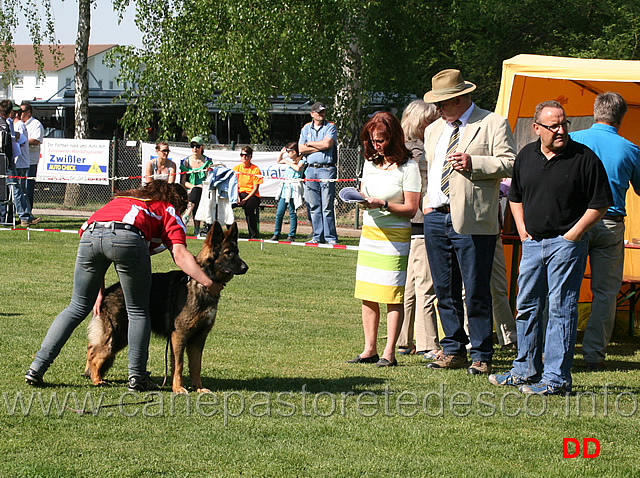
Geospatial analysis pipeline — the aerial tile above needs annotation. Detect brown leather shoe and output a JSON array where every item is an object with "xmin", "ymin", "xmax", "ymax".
[
  {"xmin": 467, "ymin": 360, "xmax": 492, "ymax": 375},
  {"xmin": 426, "ymin": 353, "xmax": 468, "ymax": 369}
]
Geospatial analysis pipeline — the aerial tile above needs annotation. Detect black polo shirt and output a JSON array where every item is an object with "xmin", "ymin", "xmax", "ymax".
[{"xmin": 508, "ymin": 138, "xmax": 612, "ymax": 237}]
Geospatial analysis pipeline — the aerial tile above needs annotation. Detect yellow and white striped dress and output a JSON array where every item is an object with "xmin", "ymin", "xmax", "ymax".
[{"xmin": 355, "ymin": 159, "xmax": 421, "ymax": 304}]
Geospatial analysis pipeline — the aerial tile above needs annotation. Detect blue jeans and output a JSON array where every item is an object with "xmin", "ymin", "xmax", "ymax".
[
  {"xmin": 273, "ymin": 197, "xmax": 297, "ymax": 237},
  {"xmin": 510, "ymin": 235, "xmax": 588, "ymax": 391},
  {"xmin": 423, "ymin": 210, "xmax": 496, "ymax": 361},
  {"xmin": 29, "ymin": 226, "xmax": 153, "ymax": 378},
  {"xmin": 27, "ymin": 163, "xmax": 38, "ymax": 208},
  {"xmin": 6, "ymin": 163, "xmax": 32, "ymax": 221},
  {"xmin": 304, "ymin": 166, "xmax": 337, "ymax": 242}
]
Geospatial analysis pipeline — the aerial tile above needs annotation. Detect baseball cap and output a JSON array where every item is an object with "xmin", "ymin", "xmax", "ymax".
[
  {"xmin": 310, "ymin": 102, "xmax": 327, "ymax": 113},
  {"xmin": 190, "ymin": 136, "xmax": 204, "ymax": 146}
]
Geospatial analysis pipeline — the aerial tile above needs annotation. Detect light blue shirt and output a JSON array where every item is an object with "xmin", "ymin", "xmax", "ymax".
[
  {"xmin": 299, "ymin": 120, "xmax": 337, "ymax": 165},
  {"xmin": 570, "ymin": 123, "xmax": 640, "ymax": 216}
]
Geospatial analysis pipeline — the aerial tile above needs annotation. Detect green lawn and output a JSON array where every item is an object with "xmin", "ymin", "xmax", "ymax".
[{"xmin": 1, "ymin": 222, "xmax": 639, "ymax": 477}]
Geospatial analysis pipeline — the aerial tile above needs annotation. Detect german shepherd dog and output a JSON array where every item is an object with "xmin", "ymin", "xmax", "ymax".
[{"xmin": 84, "ymin": 222, "xmax": 248, "ymax": 394}]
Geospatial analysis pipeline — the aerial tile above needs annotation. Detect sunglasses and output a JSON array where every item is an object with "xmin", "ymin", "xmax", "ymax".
[
  {"xmin": 190, "ymin": 143, "xmax": 202, "ymax": 148},
  {"xmin": 240, "ymin": 153, "xmax": 252, "ymax": 157},
  {"xmin": 158, "ymin": 149, "xmax": 170, "ymax": 153}
]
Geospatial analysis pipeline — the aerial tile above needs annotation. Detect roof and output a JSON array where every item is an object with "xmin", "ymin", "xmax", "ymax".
[{"xmin": 6, "ymin": 44, "xmax": 117, "ymax": 72}]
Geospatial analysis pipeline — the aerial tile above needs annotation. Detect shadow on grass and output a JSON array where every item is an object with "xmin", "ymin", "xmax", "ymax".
[{"xmin": 202, "ymin": 376, "xmax": 387, "ymax": 394}]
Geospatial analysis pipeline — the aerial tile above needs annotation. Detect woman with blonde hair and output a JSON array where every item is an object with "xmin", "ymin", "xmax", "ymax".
[
  {"xmin": 349, "ymin": 112, "xmax": 421, "ymax": 367},
  {"xmin": 397, "ymin": 100, "xmax": 442, "ymax": 360}
]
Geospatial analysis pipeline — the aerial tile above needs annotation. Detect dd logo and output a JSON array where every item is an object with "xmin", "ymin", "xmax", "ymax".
[{"xmin": 563, "ymin": 438, "xmax": 601, "ymax": 458}]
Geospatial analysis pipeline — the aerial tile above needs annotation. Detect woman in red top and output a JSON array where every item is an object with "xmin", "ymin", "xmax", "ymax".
[{"xmin": 25, "ymin": 181, "xmax": 222, "ymax": 391}]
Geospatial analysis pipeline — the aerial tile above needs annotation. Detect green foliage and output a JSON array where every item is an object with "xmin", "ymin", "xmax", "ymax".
[
  {"xmin": 110, "ymin": 0, "xmax": 640, "ymax": 143},
  {"xmin": 0, "ymin": 0, "xmax": 62, "ymax": 83}
]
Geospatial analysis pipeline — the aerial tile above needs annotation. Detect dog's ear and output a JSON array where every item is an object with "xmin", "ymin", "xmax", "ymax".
[
  {"xmin": 209, "ymin": 221, "xmax": 225, "ymax": 247},
  {"xmin": 227, "ymin": 222, "xmax": 239, "ymax": 242}
]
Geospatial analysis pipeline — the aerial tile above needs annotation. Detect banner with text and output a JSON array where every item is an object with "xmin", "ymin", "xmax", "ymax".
[
  {"xmin": 38, "ymin": 139, "xmax": 110, "ymax": 184},
  {"xmin": 141, "ymin": 143, "xmax": 286, "ymax": 198}
]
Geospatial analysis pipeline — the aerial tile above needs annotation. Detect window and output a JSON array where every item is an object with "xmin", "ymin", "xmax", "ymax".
[{"xmin": 14, "ymin": 76, "xmax": 24, "ymax": 89}]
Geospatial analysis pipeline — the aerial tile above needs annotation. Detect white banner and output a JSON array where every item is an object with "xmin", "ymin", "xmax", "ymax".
[
  {"xmin": 38, "ymin": 139, "xmax": 110, "ymax": 184},
  {"xmin": 141, "ymin": 143, "xmax": 287, "ymax": 198}
]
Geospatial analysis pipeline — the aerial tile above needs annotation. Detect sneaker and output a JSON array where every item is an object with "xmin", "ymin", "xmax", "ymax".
[
  {"xmin": 306, "ymin": 239, "xmax": 319, "ymax": 244},
  {"xmin": 128, "ymin": 374, "xmax": 158, "ymax": 392},
  {"xmin": 287, "ymin": 236, "xmax": 295, "ymax": 242},
  {"xmin": 269, "ymin": 235, "xmax": 279, "ymax": 241},
  {"xmin": 327, "ymin": 240, "xmax": 339, "ymax": 245},
  {"xmin": 467, "ymin": 360, "xmax": 492, "ymax": 375},
  {"xmin": 519, "ymin": 382, "xmax": 567, "ymax": 396},
  {"xmin": 25, "ymin": 368, "xmax": 44, "ymax": 386},
  {"xmin": 193, "ymin": 226, "xmax": 200, "ymax": 236},
  {"xmin": 20, "ymin": 216, "xmax": 42, "ymax": 227},
  {"xmin": 426, "ymin": 353, "xmax": 468, "ymax": 369},
  {"xmin": 488, "ymin": 371, "xmax": 528, "ymax": 387}
]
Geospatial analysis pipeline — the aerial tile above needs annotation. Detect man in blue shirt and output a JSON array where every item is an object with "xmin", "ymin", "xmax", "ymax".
[
  {"xmin": 298, "ymin": 102, "xmax": 339, "ymax": 244},
  {"xmin": 570, "ymin": 92, "xmax": 640, "ymax": 371}
]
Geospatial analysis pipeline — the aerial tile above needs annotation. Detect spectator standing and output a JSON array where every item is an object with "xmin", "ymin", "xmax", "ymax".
[
  {"xmin": 570, "ymin": 92, "xmax": 640, "ymax": 371},
  {"xmin": 20, "ymin": 101, "xmax": 44, "ymax": 208},
  {"xmin": 180, "ymin": 136, "xmax": 212, "ymax": 235},
  {"xmin": 0, "ymin": 100, "xmax": 40, "ymax": 226},
  {"xmin": 489, "ymin": 100, "xmax": 612, "ymax": 395},
  {"xmin": 271, "ymin": 142, "xmax": 305, "ymax": 241},
  {"xmin": 421, "ymin": 69, "xmax": 516, "ymax": 375},
  {"xmin": 397, "ymin": 100, "xmax": 441, "ymax": 358},
  {"xmin": 299, "ymin": 102, "xmax": 339, "ymax": 245},
  {"xmin": 11, "ymin": 105, "xmax": 29, "ymax": 194},
  {"xmin": 349, "ymin": 112, "xmax": 421, "ymax": 367},
  {"xmin": 232, "ymin": 146, "xmax": 263, "ymax": 239}
]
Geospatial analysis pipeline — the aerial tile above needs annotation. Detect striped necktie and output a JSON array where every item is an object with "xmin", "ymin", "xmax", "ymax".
[{"xmin": 441, "ymin": 119, "xmax": 462, "ymax": 196}]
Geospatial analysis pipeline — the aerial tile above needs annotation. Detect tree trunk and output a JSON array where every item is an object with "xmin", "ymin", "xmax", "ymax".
[
  {"xmin": 333, "ymin": 39, "xmax": 363, "ymax": 149},
  {"xmin": 64, "ymin": 0, "xmax": 91, "ymax": 207}
]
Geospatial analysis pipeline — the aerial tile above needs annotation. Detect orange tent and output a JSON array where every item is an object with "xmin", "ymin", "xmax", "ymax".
[{"xmin": 494, "ymin": 54, "xmax": 640, "ymax": 310}]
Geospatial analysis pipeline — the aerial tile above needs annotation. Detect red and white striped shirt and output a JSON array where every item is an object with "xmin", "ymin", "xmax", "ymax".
[{"xmin": 80, "ymin": 196, "xmax": 187, "ymax": 255}]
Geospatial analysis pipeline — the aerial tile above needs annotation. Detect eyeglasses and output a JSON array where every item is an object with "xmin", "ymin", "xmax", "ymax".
[
  {"xmin": 158, "ymin": 149, "xmax": 170, "ymax": 153},
  {"xmin": 535, "ymin": 120, "xmax": 571, "ymax": 133},
  {"xmin": 190, "ymin": 143, "xmax": 202, "ymax": 148}
]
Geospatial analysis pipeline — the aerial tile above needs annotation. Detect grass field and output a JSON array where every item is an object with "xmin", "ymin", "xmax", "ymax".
[{"xmin": 1, "ymin": 219, "xmax": 640, "ymax": 477}]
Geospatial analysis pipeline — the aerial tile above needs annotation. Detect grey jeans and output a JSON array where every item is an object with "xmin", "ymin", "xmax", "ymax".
[
  {"xmin": 29, "ymin": 226, "xmax": 152, "ymax": 378},
  {"xmin": 582, "ymin": 217, "xmax": 625, "ymax": 363}
]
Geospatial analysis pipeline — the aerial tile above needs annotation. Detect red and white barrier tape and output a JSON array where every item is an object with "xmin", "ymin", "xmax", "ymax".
[{"xmin": 0, "ymin": 226, "xmax": 359, "ymax": 250}]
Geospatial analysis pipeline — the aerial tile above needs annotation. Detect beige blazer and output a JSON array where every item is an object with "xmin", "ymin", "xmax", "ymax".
[{"xmin": 424, "ymin": 106, "xmax": 516, "ymax": 235}]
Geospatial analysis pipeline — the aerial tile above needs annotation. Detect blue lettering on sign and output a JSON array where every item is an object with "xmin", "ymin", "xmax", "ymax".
[{"xmin": 49, "ymin": 154, "xmax": 88, "ymax": 164}]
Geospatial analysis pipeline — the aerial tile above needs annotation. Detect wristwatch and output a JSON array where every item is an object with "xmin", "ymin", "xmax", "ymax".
[{"xmin": 381, "ymin": 200, "xmax": 389, "ymax": 211}]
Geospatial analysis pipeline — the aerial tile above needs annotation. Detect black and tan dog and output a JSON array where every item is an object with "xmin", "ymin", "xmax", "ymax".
[{"xmin": 84, "ymin": 221, "xmax": 248, "ymax": 394}]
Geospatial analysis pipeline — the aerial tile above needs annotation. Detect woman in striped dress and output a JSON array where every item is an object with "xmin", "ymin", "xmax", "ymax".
[{"xmin": 349, "ymin": 112, "xmax": 421, "ymax": 367}]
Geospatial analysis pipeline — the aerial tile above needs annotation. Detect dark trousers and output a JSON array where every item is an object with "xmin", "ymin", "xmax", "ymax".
[
  {"xmin": 238, "ymin": 192, "xmax": 260, "ymax": 239},
  {"xmin": 423, "ymin": 210, "xmax": 496, "ymax": 362}
]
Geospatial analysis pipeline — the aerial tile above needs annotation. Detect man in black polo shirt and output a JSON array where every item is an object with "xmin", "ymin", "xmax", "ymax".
[{"xmin": 488, "ymin": 100, "xmax": 612, "ymax": 395}]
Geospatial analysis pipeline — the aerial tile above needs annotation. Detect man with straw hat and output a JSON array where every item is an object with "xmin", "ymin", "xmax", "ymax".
[{"xmin": 421, "ymin": 69, "xmax": 516, "ymax": 375}]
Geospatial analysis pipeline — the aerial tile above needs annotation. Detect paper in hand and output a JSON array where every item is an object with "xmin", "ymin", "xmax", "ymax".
[{"xmin": 339, "ymin": 187, "xmax": 366, "ymax": 203}]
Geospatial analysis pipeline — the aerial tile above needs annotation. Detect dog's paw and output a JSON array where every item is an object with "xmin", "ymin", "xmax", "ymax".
[
  {"xmin": 196, "ymin": 387, "xmax": 212, "ymax": 394},
  {"xmin": 173, "ymin": 386, "xmax": 189, "ymax": 395}
]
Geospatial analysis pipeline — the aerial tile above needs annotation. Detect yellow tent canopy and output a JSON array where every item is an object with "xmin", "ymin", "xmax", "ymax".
[{"xmin": 495, "ymin": 54, "xmax": 640, "ymax": 277}]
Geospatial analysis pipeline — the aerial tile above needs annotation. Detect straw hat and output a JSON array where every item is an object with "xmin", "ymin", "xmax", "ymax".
[{"xmin": 423, "ymin": 69, "xmax": 476, "ymax": 103}]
